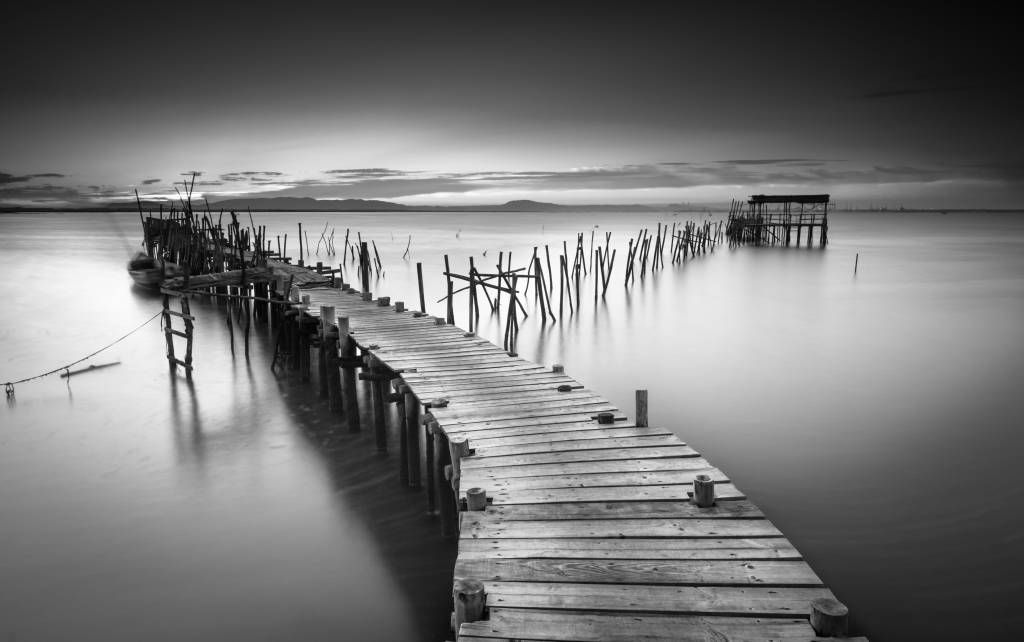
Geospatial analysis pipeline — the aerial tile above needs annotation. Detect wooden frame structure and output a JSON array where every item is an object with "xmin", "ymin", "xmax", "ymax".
[{"xmin": 727, "ymin": 194, "xmax": 830, "ymax": 248}]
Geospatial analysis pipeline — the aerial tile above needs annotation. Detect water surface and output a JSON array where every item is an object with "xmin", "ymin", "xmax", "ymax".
[{"xmin": 2, "ymin": 209, "xmax": 1023, "ymax": 640}]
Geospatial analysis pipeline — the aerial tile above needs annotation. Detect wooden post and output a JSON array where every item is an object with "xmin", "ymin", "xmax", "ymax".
[
  {"xmin": 452, "ymin": 578, "xmax": 487, "ymax": 638},
  {"xmin": 325, "ymin": 327, "xmax": 342, "ymax": 415},
  {"xmin": 396, "ymin": 381, "xmax": 409, "ymax": 485},
  {"xmin": 318, "ymin": 306, "xmax": 335, "ymax": 399},
  {"xmin": 297, "ymin": 222, "xmax": 304, "ymax": 267},
  {"xmin": 635, "ymin": 389, "xmax": 648, "ymax": 427},
  {"xmin": 693, "ymin": 473, "xmax": 716, "ymax": 507},
  {"xmin": 432, "ymin": 422, "xmax": 457, "ymax": 537},
  {"xmin": 368, "ymin": 358, "xmax": 388, "ymax": 453},
  {"xmin": 424, "ymin": 414, "xmax": 436, "ymax": 514},
  {"xmin": 403, "ymin": 385, "xmax": 421, "ymax": 488},
  {"xmin": 416, "ymin": 261, "xmax": 426, "ymax": 313},
  {"xmin": 338, "ymin": 316, "xmax": 361, "ymax": 432},
  {"xmin": 449, "ymin": 436, "xmax": 471, "ymax": 502},
  {"xmin": 854, "ymin": 253, "xmax": 859, "ymax": 275},
  {"xmin": 465, "ymin": 487, "xmax": 487, "ymax": 511},
  {"xmin": 810, "ymin": 597, "xmax": 849, "ymax": 637},
  {"xmin": 395, "ymin": 300, "xmax": 405, "ymax": 313},
  {"xmin": 552, "ymin": 364, "xmax": 564, "ymax": 374}
]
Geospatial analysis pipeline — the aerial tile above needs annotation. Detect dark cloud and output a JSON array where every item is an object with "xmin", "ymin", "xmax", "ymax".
[
  {"xmin": 0, "ymin": 171, "xmax": 66, "ymax": 184},
  {"xmin": 716, "ymin": 159, "xmax": 823, "ymax": 166},
  {"xmin": 141, "ymin": 178, "xmax": 161, "ymax": 185},
  {"xmin": 0, "ymin": 184, "xmax": 83, "ymax": 202},
  {"xmin": 325, "ymin": 168, "xmax": 410, "ymax": 178}
]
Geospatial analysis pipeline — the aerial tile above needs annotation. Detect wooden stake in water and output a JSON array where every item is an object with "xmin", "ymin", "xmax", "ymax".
[{"xmin": 854, "ymin": 252, "xmax": 859, "ymax": 275}]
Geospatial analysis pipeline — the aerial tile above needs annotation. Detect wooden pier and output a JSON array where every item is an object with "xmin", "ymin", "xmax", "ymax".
[
  {"xmin": 727, "ymin": 194, "xmax": 830, "ymax": 248},
  {"xmin": 173, "ymin": 274, "xmax": 863, "ymax": 641},
  {"xmin": 145, "ymin": 193, "xmax": 861, "ymax": 638}
]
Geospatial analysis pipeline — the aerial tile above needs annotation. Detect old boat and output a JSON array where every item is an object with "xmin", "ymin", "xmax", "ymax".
[{"xmin": 127, "ymin": 252, "xmax": 180, "ymax": 287}]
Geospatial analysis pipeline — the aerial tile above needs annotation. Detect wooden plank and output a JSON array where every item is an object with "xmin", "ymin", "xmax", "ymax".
[
  {"xmin": 440, "ymin": 411, "xmax": 629, "ymax": 433},
  {"xmin": 459, "ymin": 446, "xmax": 699, "ymax": 469},
  {"xmin": 459, "ymin": 516, "xmax": 780, "ymax": 539},
  {"xmin": 486, "ymin": 483, "xmax": 746, "ymax": 505},
  {"xmin": 454, "ymin": 558, "xmax": 823, "ymax": 586},
  {"xmin": 482, "ymin": 500, "xmax": 765, "ymax": 520},
  {"xmin": 460, "ymin": 456, "xmax": 709, "ymax": 481},
  {"xmin": 464, "ymin": 467, "xmax": 730, "ymax": 492},
  {"xmin": 457, "ymin": 537, "xmax": 798, "ymax": 560},
  {"xmin": 466, "ymin": 435, "xmax": 683, "ymax": 459},
  {"xmin": 439, "ymin": 420, "xmax": 640, "ymax": 443},
  {"xmin": 435, "ymin": 401, "xmax": 618, "ymax": 424},
  {"xmin": 483, "ymin": 582, "xmax": 835, "ymax": 616},
  {"xmin": 467, "ymin": 425, "xmax": 671, "ymax": 449},
  {"xmin": 459, "ymin": 609, "xmax": 819, "ymax": 641}
]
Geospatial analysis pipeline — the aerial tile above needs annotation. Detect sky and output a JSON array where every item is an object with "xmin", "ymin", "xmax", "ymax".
[{"xmin": 2, "ymin": 2, "xmax": 1022, "ymax": 209}]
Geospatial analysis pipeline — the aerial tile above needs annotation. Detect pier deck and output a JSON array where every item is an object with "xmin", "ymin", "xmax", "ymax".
[{"xmin": 290, "ymin": 286, "xmax": 863, "ymax": 642}]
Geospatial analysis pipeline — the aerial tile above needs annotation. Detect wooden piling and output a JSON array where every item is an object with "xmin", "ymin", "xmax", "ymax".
[
  {"xmin": 693, "ymin": 473, "xmax": 716, "ymax": 507},
  {"xmin": 338, "ymin": 316, "xmax": 361, "ymax": 432},
  {"xmin": 452, "ymin": 578, "xmax": 487, "ymax": 638},
  {"xmin": 635, "ymin": 389, "xmax": 648, "ymax": 427},
  {"xmin": 810, "ymin": 597, "xmax": 849, "ymax": 637},
  {"xmin": 432, "ymin": 421, "xmax": 457, "ymax": 537},
  {"xmin": 403, "ymin": 385, "xmax": 421, "ymax": 488}
]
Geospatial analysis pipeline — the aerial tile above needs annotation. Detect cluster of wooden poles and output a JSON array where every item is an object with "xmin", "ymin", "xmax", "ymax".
[{"xmin": 436, "ymin": 219, "xmax": 724, "ymax": 354}]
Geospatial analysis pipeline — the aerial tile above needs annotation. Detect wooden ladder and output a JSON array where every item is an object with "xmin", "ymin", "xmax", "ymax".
[{"xmin": 162, "ymin": 294, "xmax": 194, "ymax": 374}]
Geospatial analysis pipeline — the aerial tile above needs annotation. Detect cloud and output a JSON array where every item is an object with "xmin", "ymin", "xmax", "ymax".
[
  {"xmin": 141, "ymin": 178, "xmax": 161, "ymax": 185},
  {"xmin": 715, "ymin": 158, "xmax": 825, "ymax": 166},
  {"xmin": 0, "ymin": 171, "xmax": 67, "ymax": 184},
  {"xmin": 325, "ymin": 168, "xmax": 409, "ymax": 178}
]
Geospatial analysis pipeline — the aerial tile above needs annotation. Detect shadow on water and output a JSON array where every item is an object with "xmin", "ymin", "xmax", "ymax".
[
  {"xmin": 272, "ymin": 358, "xmax": 458, "ymax": 640},
  {"xmin": 176, "ymin": 300, "xmax": 457, "ymax": 640}
]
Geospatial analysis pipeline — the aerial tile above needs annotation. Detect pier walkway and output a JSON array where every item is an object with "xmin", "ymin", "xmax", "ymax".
[{"xmin": 288, "ymin": 285, "xmax": 862, "ymax": 642}]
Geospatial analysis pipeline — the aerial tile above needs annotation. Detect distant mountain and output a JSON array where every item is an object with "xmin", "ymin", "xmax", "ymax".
[
  {"xmin": 204, "ymin": 196, "xmax": 659, "ymax": 213},
  {"xmin": 209, "ymin": 196, "xmax": 408, "ymax": 211}
]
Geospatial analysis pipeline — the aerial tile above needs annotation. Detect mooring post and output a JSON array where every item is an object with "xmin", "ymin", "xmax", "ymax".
[
  {"xmin": 431, "ymin": 421, "xmax": 457, "ymax": 536},
  {"xmin": 693, "ymin": 473, "xmax": 716, "ymax": 507},
  {"xmin": 465, "ymin": 487, "xmax": 488, "ymax": 511},
  {"xmin": 810, "ymin": 597, "xmax": 849, "ymax": 637},
  {"xmin": 402, "ymin": 384, "xmax": 421, "ymax": 488},
  {"xmin": 451, "ymin": 578, "xmax": 487, "ymax": 639},
  {"xmin": 449, "ymin": 436, "xmax": 471, "ymax": 504},
  {"xmin": 635, "ymin": 389, "xmax": 648, "ymax": 427},
  {"xmin": 338, "ymin": 316, "xmax": 361, "ymax": 432}
]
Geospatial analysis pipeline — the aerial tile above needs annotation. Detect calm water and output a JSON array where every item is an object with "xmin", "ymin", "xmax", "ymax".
[{"xmin": 2, "ymin": 210, "xmax": 1023, "ymax": 640}]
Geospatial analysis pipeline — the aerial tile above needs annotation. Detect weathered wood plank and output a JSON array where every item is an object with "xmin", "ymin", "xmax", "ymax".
[
  {"xmin": 460, "ymin": 456, "xmax": 710, "ymax": 481},
  {"xmin": 467, "ymin": 425, "xmax": 672, "ymax": 449},
  {"xmin": 455, "ymin": 558, "xmax": 823, "ymax": 586},
  {"xmin": 457, "ymin": 537, "xmax": 798, "ymax": 560},
  {"xmin": 484, "ymin": 582, "xmax": 835, "ymax": 616},
  {"xmin": 464, "ymin": 467, "xmax": 729, "ymax": 492},
  {"xmin": 459, "ymin": 446, "xmax": 700, "ymax": 470},
  {"xmin": 482, "ymin": 500, "xmax": 764, "ymax": 520},
  {"xmin": 469, "ymin": 434, "xmax": 682, "ymax": 459},
  {"xmin": 487, "ymin": 483, "xmax": 746, "ymax": 504},
  {"xmin": 460, "ymin": 515, "xmax": 780, "ymax": 539},
  {"xmin": 459, "ymin": 609, "xmax": 819, "ymax": 641}
]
